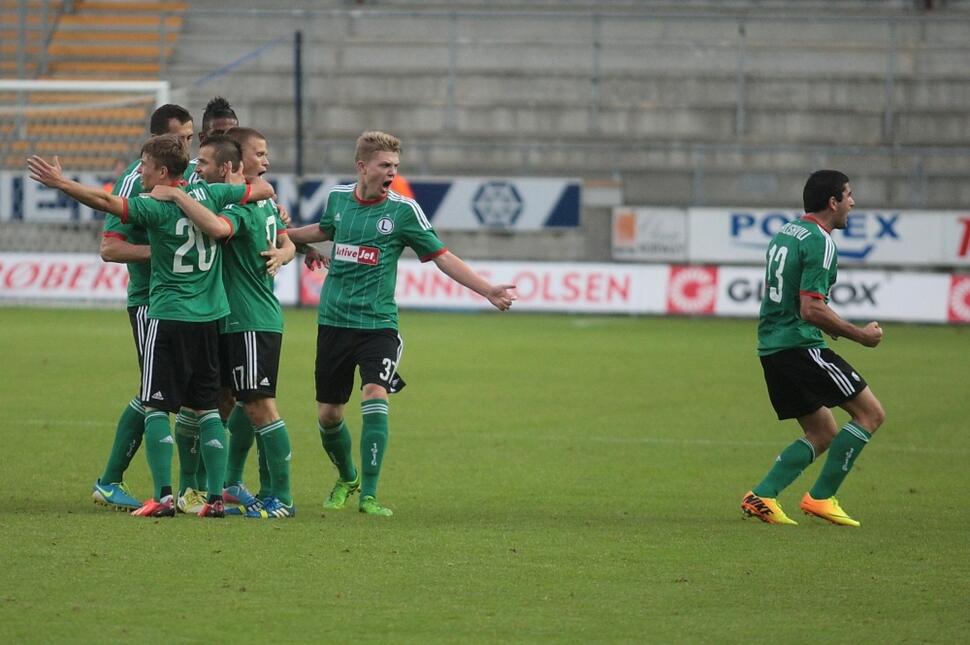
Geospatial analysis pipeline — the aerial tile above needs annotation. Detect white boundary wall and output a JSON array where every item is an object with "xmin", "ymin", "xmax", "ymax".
[{"xmin": 4, "ymin": 253, "xmax": 967, "ymax": 324}]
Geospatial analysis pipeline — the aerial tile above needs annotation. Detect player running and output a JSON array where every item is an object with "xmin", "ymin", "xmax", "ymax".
[
  {"xmin": 741, "ymin": 170, "xmax": 886, "ymax": 527},
  {"xmin": 288, "ymin": 130, "xmax": 516, "ymax": 517}
]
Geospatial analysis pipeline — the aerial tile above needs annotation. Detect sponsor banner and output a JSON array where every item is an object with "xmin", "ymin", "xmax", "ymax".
[
  {"xmin": 948, "ymin": 275, "xmax": 970, "ymax": 323},
  {"xmin": 693, "ymin": 265, "xmax": 951, "ymax": 323},
  {"xmin": 666, "ymin": 265, "xmax": 717, "ymax": 314},
  {"xmin": 0, "ymin": 252, "xmax": 130, "ymax": 300},
  {"xmin": 612, "ymin": 207, "xmax": 688, "ymax": 261},
  {"xmin": 299, "ymin": 260, "xmax": 668, "ymax": 314},
  {"xmin": 4, "ymin": 171, "xmax": 581, "ymax": 230},
  {"xmin": 944, "ymin": 214, "xmax": 970, "ymax": 266},
  {"xmin": 688, "ymin": 208, "xmax": 955, "ymax": 266},
  {"xmin": 274, "ymin": 260, "xmax": 298, "ymax": 306},
  {"xmin": 0, "ymin": 252, "xmax": 300, "ymax": 306}
]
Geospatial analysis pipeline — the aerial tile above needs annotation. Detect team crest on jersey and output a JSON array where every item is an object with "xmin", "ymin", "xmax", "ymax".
[
  {"xmin": 377, "ymin": 217, "xmax": 394, "ymax": 234},
  {"xmin": 334, "ymin": 243, "xmax": 379, "ymax": 265}
]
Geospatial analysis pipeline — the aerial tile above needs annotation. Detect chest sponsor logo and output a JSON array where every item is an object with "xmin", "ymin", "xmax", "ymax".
[
  {"xmin": 334, "ymin": 243, "xmax": 379, "ymax": 266},
  {"xmin": 667, "ymin": 265, "xmax": 717, "ymax": 314},
  {"xmin": 377, "ymin": 217, "xmax": 394, "ymax": 234}
]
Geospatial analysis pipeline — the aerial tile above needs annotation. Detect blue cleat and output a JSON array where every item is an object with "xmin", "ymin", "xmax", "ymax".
[
  {"xmin": 92, "ymin": 479, "xmax": 141, "ymax": 511},
  {"xmin": 261, "ymin": 496, "xmax": 296, "ymax": 518},
  {"xmin": 223, "ymin": 482, "xmax": 265, "ymax": 516}
]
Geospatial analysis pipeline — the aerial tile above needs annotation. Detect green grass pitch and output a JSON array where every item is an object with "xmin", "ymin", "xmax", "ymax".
[{"xmin": 0, "ymin": 307, "xmax": 968, "ymax": 643}]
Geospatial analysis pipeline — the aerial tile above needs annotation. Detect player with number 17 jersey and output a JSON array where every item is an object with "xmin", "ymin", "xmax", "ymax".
[
  {"xmin": 318, "ymin": 184, "xmax": 446, "ymax": 330},
  {"xmin": 757, "ymin": 215, "xmax": 838, "ymax": 356},
  {"xmin": 220, "ymin": 198, "xmax": 286, "ymax": 334}
]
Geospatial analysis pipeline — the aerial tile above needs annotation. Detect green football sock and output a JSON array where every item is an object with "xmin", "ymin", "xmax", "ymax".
[
  {"xmin": 100, "ymin": 398, "xmax": 145, "ymax": 483},
  {"xmin": 809, "ymin": 422, "xmax": 872, "ymax": 499},
  {"xmin": 174, "ymin": 409, "xmax": 200, "ymax": 494},
  {"xmin": 359, "ymin": 399, "xmax": 389, "ymax": 499},
  {"xmin": 225, "ymin": 404, "xmax": 254, "ymax": 486},
  {"xmin": 198, "ymin": 411, "xmax": 228, "ymax": 500},
  {"xmin": 320, "ymin": 420, "xmax": 356, "ymax": 482},
  {"xmin": 143, "ymin": 410, "xmax": 173, "ymax": 500},
  {"xmin": 752, "ymin": 437, "xmax": 815, "ymax": 498},
  {"xmin": 258, "ymin": 419, "xmax": 292, "ymax": 505},
  {"xmin": 255, "ymin": 431, "xmax": 271, "ymax": 499}
]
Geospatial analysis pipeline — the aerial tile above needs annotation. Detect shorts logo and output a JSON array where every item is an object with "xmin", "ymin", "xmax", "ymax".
[
  {"xmin": 259, "ymin": 377, "xmax": 271, "ymax": 386},
  {"xmin": 334, "ymin": 243, "xmax": 379, "ymax": 266},
  {"xmin": 151, "ymin": 391, "xmax": 165, "ymax": 401},
  {"xmin": 377, "ymin": 217, "xmax": 394, "ymax": 234}
]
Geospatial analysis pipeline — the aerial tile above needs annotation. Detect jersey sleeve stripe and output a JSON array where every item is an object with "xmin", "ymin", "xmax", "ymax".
[
  {"xmin": 103, "ymin": 231, "xmax": 127, "ymax": 241},
  {"xmin": 420, "ymin": 247, "xmax": 448, "ymax": 262},
  {"xmin": 240, "ymin": 184, "xmax": 253, "ymax": 205},
  {"xmin": 799, "ymin": 290, "xmax": 825, "ymax": 299},
  {"xmin": 117, "ymin": 163, "xmax": 140, "ymax": 197},
  {"xmin": 120, "ymin": 197, "xmax": 130, "ymax": 223},
  {"xmin": 390, "ymin": 194, "xmax": 433, "ymax": 230}
]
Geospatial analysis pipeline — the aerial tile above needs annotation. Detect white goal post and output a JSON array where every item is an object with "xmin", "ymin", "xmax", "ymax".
[{"xmin": 0, "ymin": 79, "xmax": 170, "ymax": 171}]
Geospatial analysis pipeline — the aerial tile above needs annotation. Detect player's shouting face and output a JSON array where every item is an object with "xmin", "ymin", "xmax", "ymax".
[
  {"xmin": 241, "ymin": 136, "xmax": 269, "ymax": 182},
  {"xmin": 357, "ymin": 150, "xmax": 399, "ymax": 201}
]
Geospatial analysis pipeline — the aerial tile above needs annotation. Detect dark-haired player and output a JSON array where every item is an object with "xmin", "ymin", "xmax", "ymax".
[{"xmin": 741, "ymin": 170, "xmax": 886, "ymax": 527}]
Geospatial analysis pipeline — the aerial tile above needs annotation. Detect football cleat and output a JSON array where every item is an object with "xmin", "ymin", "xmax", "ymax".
[
  {"xmin": 323, "ymin": 471, "xmax": 360, "ymax": 510},
  {"xmin": 176, "ymin": 487, "xmax": 207, "ymax": 514},
  {"xmin": 800, "ymin": 493, "xmax": 861, "ymax": 527},
  {"xmin": 261, "ymin": 496, "xmax": 296, "ymax": 518},
  {"xmin": 223, "ymin": 482, "xmax": 258, "ymax": 506},
  {"xmin": 223, "ymin": 482, "xmax": 266, "ymax": 516},
  {"xmin": 131, "ymin": 495, "xmax": 175, "ymax": 518},
  {"xmin": 92, "ymin": 479, "xmax": 141, "ymax": 510},
  {"xmin": 741, "ymin": 491, "xmax": 798, "ymax": 525},
  {"xmin": 198, "ymin": 499, "xmax": 226, "ymax": 518},
  {"xmin": 358, "ymin": 495, "xmax": 393, "ymax": 517}
]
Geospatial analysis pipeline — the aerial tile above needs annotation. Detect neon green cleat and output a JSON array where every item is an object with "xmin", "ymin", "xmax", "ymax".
[
  {"xmin": 177, "ymin": 487, "xmax": 207, "ymax": 514},
  {"xmin": 322, "ymin": 471, "xmax": 360, "ymax": 510},
  {"xmin": 741, "ymin": 491, "xmax": 798, "ymax": 525},
  {"xmin": 800, "ymin": 493, "xmax": 861, "ymax": 527},
  {"xmin": 358, "ymin": 495, "xmax": 393, "ymax": 517}
]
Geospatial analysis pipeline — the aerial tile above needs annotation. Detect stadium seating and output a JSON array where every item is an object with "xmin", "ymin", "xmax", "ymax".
[{"xmin": 1, "ymin": 0, "xmax": 185, "ymax": 171}]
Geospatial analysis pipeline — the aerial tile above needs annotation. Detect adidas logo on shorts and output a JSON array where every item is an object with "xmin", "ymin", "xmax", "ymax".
[{"xmin": 259, "ymin": 377, "xmax": 271, "ymax": 386}]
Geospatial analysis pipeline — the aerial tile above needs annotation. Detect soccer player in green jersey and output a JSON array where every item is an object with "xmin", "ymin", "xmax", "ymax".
[
  {"xmin": 182, "ymin": 129, "xmax": 297, "ymax": 518},
  {"xmin": 741, "ymin": 170, "xmax": 886, "ymax": 527},
  {"xmin": 93, "ymin": 103, "xmax": 197, "ymax": 511},
  {"xmin": 288, "ymin": 130, "xmax": 517, "ymax": 516},
  {"xmin": 29, "ymin": 134, "xmax": 274, "ymax": 517}
]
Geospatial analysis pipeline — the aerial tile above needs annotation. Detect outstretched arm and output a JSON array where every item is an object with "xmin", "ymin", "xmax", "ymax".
[
  {"xmin": 800, "ymin": 295, "xmax": 883, "ymax": 347},
  {"xmin": 150, "ymin": 185, "xmax": 232, "ymax": 240},
  {"xmin": 432, "ymin": 251, "xmax": 516, "ymax": 311},
  {"xmin": 288, "ymin": 224, "xmax": 331, "ymax": 245},
  {"xmin": 28, "ymin": 155, "xmax": 125, "ymax": 216}
]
